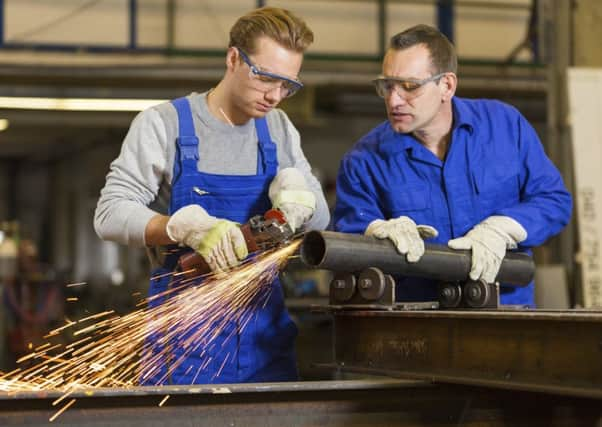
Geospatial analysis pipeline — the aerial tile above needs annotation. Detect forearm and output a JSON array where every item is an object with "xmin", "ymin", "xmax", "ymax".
[
  {"xmin": 333, "ymin": 163, "xmax": 383, "ymax": 234},
  {"xmin": 504, "ymin": 114, "xmax": 573, "ymax": 246},
  {"xmin": 279, "ymin": 113, "xmax": 330, "ymax": 230},
  {"xmin": 306, "ymin": 190, "xmax": 330, "ymax": 231},
  {"xmin": 144, "ymin": 214, "xmax": 175, "ymax": 246},
  {"xmin": 94, "ymin": 196, "xmax": 158, "ymax": 246},
  {"xmin": 495, "ymin": 195, "xmax": 571, "ymax": 247},
  {"xmin": 494, "ymin": 170, "xmax": 572, "ymax": 246},
  {"xmin": 333, "ymin": 203, "xmax": 376, "ymax": 234},
  {"xmin": 94, "ymin": 108, "xmax": 170, "ymax": 247}
]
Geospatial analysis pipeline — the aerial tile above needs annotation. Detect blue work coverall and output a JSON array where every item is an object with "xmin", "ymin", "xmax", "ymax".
[
  {"xmin": 334, "ymin": 97, "xmax": 572, "ymax": 307},
  {"xmin": 142, "ymin": 97, "xmax": 298, "ymax": 385}
]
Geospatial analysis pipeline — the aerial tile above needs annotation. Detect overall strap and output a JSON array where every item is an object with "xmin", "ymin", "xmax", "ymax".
[
  {"xmin": 172, "ymin": 97, "xmax": 200, "ymax": 180},
  {"xmin": 254, "ymin": 117, "xmax": 277, "ymax": 178},
  {"xmin": 170, "ymin": 97, "xmax": 199, "ymax": 213}
]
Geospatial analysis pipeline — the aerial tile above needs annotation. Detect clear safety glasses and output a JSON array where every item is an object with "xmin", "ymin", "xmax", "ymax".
[
  {"xmin": 372, "ymin": 73, "xmax": 446, "ymax": 100},
  {"xmin": 237, "ymin": 48, "xmax": 304, "ymax": 98}
]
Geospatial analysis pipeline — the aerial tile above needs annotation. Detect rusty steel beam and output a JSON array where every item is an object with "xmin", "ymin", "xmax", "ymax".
[
  {"xmin": 0, "ymin": 379, "xmax": 601, "ymax": 426},
  {"xmin": 331, "ymin": 309, "xmax": 602, "ymax": 399}
]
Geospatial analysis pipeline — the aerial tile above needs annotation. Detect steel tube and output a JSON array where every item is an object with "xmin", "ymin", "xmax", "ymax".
[{"xmin": 300, "ymin": 230, "xmax": 535, "ymax": 285}]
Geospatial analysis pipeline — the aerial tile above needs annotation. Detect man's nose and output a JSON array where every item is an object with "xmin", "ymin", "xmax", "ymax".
[
  {"xmin": 386, "ymin": 89, "xmax": 407, "ymax": 107},
  {"xmin": 264, "ymin": 86, "xmax": 284, "ymax": 103}
]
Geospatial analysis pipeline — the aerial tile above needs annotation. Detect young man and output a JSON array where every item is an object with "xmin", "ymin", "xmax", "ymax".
[
  {"xmin": 94, "ymin": 7, "xmax": 329, "ymax": 384},
  {"xmin": 333, "ymin": 24, "xmax": 571, "ymax": 307}
]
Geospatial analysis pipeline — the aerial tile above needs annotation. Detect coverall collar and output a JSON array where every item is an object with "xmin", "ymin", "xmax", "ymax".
[
  {"xmin": 451, "ymin": 97, "xmax": 476, "ymax": 135},
  {"xmin": 378, "ymin": 96, "xmax": 475, "ymax": 156}
]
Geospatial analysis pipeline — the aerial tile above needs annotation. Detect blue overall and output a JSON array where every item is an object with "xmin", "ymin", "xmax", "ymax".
[
  {"xmin": 334, "ymin": 97, "xmax": 572, "ymax": 307},
  {"xmin": 143, "ymin": 97, "xmax": 298, "ymax": 385}
]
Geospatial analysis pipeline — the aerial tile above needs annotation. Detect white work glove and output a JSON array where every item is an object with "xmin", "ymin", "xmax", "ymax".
[
  {"xmin": 268, "ymin": 167, "xmax": 316, "ymax": 232},
  {"xmin": 365, "ymin": 216, "xmax": 438, "ymax": 263},
  {"xmin": 448, "ymin": 215, "xmax": 527, "ymax": 284},
  {"xmin": 166, "ymin": 205, "xmax": 248, "ymax": 272}
]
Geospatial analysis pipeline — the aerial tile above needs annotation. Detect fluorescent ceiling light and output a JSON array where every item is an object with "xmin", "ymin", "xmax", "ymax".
[
  {"xmin": 0, "ymin": 97, "xmax": 167, "ymax": 112},
  {"xmin": 0, "ymin": 119, "xmax": 9, "ymax": 131}
]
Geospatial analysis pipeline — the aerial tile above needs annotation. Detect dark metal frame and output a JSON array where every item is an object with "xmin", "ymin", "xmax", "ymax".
[
  {"xmin": 1, "ymin": 379, "xmax": 600, "ymax": 426},
  {"xmin": 0, "ymin": 1, "xmax": 538, "ymax": 64},
  {"xmin": 329, "ymin": 309, "xmax": 602, "ymax": 399}
]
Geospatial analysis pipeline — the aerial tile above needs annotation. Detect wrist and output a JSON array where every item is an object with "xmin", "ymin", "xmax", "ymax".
[
  {"xmin": 482, "ymin": 216, "xmax": 527, "ymax": 248},
  {"xmin": 145, "ymin": 214, "xmax": 174, "ymax": 246},
  {"xmin": 273, "ymin": 190, "xmax": 316, "ymax": 210}
]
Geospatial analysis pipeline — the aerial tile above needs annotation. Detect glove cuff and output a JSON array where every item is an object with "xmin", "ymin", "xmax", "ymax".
[
  {"xmin": 364, "ymin": 219, "xmax": 385, "ymax": 236},
  {"xmin": 166, "ymin": 204, "xmax": 212, "ymax": 244},
  {"xmin": 272, "ymin": 190, "xmax": 316, "ymax": 210},
  {"xmin": 165, "ymin": 221, "xmax": 178, "ymax": 243},
  {"xmin": 483, "ymin": 216, "xmax": 527, "ymax": 248}
]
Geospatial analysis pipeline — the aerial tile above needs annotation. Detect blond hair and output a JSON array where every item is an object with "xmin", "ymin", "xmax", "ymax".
[{"xmin": 229, "ymin": 6, "xmax": 314, "ymax": 54}]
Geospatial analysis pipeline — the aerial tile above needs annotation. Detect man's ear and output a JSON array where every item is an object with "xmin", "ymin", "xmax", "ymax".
[
  {"xmin": 442, "ymin": 73, "xmax": 458, "ymax": 99},
  {"xmin": 225, "ymin": 47, "xmax": 239, "ymax": 72},
  {"xmin": 441, "ymin": 72, "xmax": 458, "ymax": 102}
]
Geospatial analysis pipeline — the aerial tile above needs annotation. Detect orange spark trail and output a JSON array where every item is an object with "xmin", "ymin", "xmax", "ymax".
[{"xmin": 0, "ymin": 240, "xmax": 300, "ymax": 396}]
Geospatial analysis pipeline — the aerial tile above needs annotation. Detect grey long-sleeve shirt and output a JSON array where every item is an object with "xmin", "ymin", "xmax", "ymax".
[{"xmin": 94, "ymin": 92, "xmax": 330, "ymax": 247}]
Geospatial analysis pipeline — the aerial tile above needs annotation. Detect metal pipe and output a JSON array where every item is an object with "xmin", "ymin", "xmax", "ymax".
[{"xmin": 300, "ymin": 230, "xmax": 535, "ymax": 285}]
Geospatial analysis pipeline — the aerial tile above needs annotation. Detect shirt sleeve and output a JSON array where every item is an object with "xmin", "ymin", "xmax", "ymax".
[
  {"xmin": 494, "ymin": 114, "xmax": 573, "ymax": 247},
  {"xmin": 281, "ymin": 114, "xmax": 330, "ymax": 231},
  {"xmin": 93, "ymin": 108, "xmax": 169, "ymax": 247},
  {"xmin": 333, "ymin": 152, "xmax": 385, "ymax": 234}
]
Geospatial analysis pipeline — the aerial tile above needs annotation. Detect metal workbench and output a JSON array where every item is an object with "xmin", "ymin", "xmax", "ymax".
[
  {"xmin": 1, "ymin": 308, "xmax": 601, "ymax": 426},
  {"xmin": 1, "ymin": 378, "xmax": 601, "ymax": 426}
]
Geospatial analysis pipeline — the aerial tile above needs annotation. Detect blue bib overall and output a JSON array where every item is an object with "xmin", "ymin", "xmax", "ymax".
[{"xmin": 143, "ymin": 97, "xmax": 298, "ymax": 385}]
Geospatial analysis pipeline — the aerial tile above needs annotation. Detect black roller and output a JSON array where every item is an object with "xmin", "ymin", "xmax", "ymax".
[{"xmin": 300, "ymin": 230, "xmax": 535, "ymax": 286}]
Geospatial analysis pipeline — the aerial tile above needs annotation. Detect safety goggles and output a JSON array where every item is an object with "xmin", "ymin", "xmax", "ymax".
[
  {"xmin": 237, "ymin": 48, "xmax": 304, "ymax": 98},
  {"xmin": 372, "ymin": 73, "xmax": 445, "ymax": 99}
]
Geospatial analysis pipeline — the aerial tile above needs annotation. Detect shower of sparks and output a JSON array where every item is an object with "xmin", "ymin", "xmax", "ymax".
[
  {"xmin": 66, "ymin": 282, "xmax": 87, "ymax": 288},
  {"xmin": 158, "ymin": 395, "xmax": 170, "ymax": 407},
  {"xmin": 0, "ymin": 240, "xmax": 300, "ymax": 398},
  {"xmin": 49, "ymin": 398, "xmax": 76, "ymax": 422}
]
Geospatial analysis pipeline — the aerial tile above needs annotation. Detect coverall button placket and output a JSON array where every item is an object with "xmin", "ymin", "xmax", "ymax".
[{"xmin": 442, "ymin": 127, "xmax": 476, "ymax": 239}]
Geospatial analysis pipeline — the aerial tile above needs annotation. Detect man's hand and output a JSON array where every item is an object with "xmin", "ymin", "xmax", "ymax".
[
  {"xmin": 365, "ymin": 216, "xmax": 438, "ymax": 263},
  {"xmin": 448, "ymin": 216, "xmax": 527, "ymax": 283},
  {"xmin": 166, "ymin": 205, "xmax": 248, "ymax": 272},
  {"xmin": 268, "ymin": 168, "xmax": 316, "ymax": 232}
]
